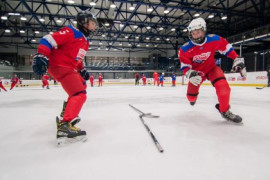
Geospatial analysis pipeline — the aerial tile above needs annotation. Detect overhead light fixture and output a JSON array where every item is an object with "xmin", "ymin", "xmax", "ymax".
[
  {"xmin": 166, "ymin": 38, "xmax": 170, "ymax": 41},
  {"xmin": 5, "ymin": 29, "xmax": 11, "ymax": 33},
  {"xmin": 194, "ymin": 13, "xmax": 200, "ymax": 17},
  {"xmin": 146, "ymin": 44, "xmax": 149, "ymax": 47},
  {"xmin": 133, "ymin": 25, "xmax": 138, "ymax": 29},
  {"xmin": 120, "ymin": 24, "xmax": 124, "ymax": 27},
  {"xmin": 164, "ymin": 8, "xmax": 170, "ymax": 14},
  {"xmin": 128, "ymin": 43, "xmax": 132, "ymax": 46},
  {"xmin": 20, "ymin": 16, "xmax": 27, "ymax": 21},
  {"xmin": 136, "ymin": 36, "xmax": 139, "ymax": 39},
  {"xmin": 99, "ymin": 42, "xmax": 103, "ymax": 45},
  {"xmin": 39, "ymin": 18, "xmax": 45, "ymax": 22},
  {"xmin": 105, "ymin": 22, "xmax": 110, "ymax": 26},
  {"xmin": 147, "ymin": 6, "xmax": 153, "ymax": 12},
  {"xmin": 171, "ymin": 28, "xmax": 176, "ymax": 31},
  {"xmin": 1, "ymin": 16, "xmax": 8, "ymax": 20},
  {"xmin": 154, "ymin": 44, "xmax": 157, "ymax": 47},
  {"xmin": 67, "ymin": 0, "xmax": 74, "ymax": 4},
  {"xmin": 34, "ymin": 31, "xmax": 40, "ymax": 34},
  {"xmin": 119, "ymin": 42, "xmax": 122, "ymax": 46},
  {"xmin": 125, "ymin": 36, "xmax": 129, "ymax": 39},
  {"xmin": 146, "ymin": 37, "xmax": 150, "ymax": 40},
  {"xmin": 137, "ymin": 44, "xmax": 140, "ymax": 47},
  {"xmin": 146, "ymin": 26, "xmax": 151, "ymax": 30},
  {"xmin": 89, "ymin": 1, "xmax": 96, "ymax": 6},
  {"xmin": 56, "ymin": 19, "xmax": 62, "ymax": 23},
  {"xmin": 208, "ymin": 14, "xmax": 214, "ymax": 19},
  {"xmin": 73, "ymin": 21, "xmax": 77, "ymax": 24},
  {"xmin": 159, "ymin": 27, "xmax": 164, "ymax": 31},
  {"xmin": 156, "ymin": 37, "xmax": 160, "ymax": 40},
  {"xmin": 8, "ymin": 12, "xmax": 21, "ymax": 16},
  {"xmin": 183, "ymin": 29, "xmax": 187, "ymax": 32},
  {"xmin": 129, "ymin": 4, "xmax": 135, "ymax": 11},
  {"xmin": 20, "ymin": 30, "xmax": 25, "ymax": 33},
  {"xmin": 102, "ymin": 34, "xmax": 106, "ymax": 37},
  {"xmin": 221, "ymin": 15, "xmax": 227, "ymax": 20},
  {"xmin": 110, "ymin": 3, "xmax": 116, "ymax": 8},
  {"xmin": 32, "ymin": 39, "xmax": 36, "ymax": 42}
]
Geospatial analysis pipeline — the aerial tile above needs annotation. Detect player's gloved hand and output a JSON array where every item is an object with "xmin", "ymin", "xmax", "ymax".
[
  {"xmin": 186, "ymin": 69, "xmax": 202, "ymax": 86},
  {"xmin": 32, "ymin": 53, "xmax": 49, "ymax": 75},
  {"xmin": 232, "ymin": 57, "xmax": 247, "ymax": 77},
  {"xmin": 214, "ymin": 51, "xmax": 224, "ymax": 59},
  {"xmin": 80, "ymin": 68, "xmax": 90, "ymax": 80}
]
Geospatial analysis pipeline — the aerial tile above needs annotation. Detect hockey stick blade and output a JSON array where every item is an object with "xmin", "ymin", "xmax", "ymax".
[{"xmin": 256, "ymin": 86, "xmax": 266, "ymax": 89}]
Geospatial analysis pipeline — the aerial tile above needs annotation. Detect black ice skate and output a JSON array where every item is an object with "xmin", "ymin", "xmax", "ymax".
[
  {"xmin": 57, "ymin": 121, "xmax": 87, "ymax": 147},
  {"xmin": 190, "ymin": 101, "xmax": 196, "ymax": 106},
  {"xmin": 215, "ymin": 104, "xmax": 243, "ymax": 124}
]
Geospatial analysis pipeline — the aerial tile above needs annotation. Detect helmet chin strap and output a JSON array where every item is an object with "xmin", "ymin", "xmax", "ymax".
[{"xmin": 192, "ymin": 36, "xmax": 207, "ymax": 46}]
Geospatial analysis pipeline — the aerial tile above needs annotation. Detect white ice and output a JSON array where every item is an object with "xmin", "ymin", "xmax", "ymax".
[{"xmin": 0, "ymin": 84, "xmax": 270, "ymax": 180}]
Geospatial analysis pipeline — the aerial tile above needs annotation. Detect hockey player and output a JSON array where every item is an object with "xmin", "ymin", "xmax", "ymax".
[
  {"xmin": 89, "ymin": 73, "xmax": 94, "ymax": 87},
  {"xmin": 153, "ymin": 71, "xmax": 159, "ymax": 86},
  {"xmin": 178, "ymin": 17, "xmax": 247, "ymax": 124},
  {"xmin": 142, "ymin": 73, "xmax": 147, "ymax": 85},
  {"xmin": 0, "ymin": 77, "xmax": 7, "ymax": 92},
  {"xmin": 159, "ymin": 73, "xmax": 165, "ymax": 87},
  {"xmin": 172, "ymin": 73, "xmax": 176, "ymax": 87},
  {"xmin": 41, "ymin": 73, "xmax": 50, "ymax": 89},
  {"xmin": 135, "ymin": 72, "xmax": 140, "ymax": 86},
  {"xmin": 10, "ymin": 74, "xmax": 19, "ymax": 90},
  {"xmin": 267, "ymin": 69, "xmax": 270, "ymax": 87},
  {"xmin": 32, "ymin": 10, "xmax": 98, "ymax": 146},
  {"xmin": 98, "ymin": 73, "xmax": 103, "ymax": 87}
]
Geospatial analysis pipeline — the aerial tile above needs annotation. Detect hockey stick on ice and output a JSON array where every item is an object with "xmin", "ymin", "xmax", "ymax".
[
  {"xmin": 129, "ymin": 104, "xmax": 164, "ymax": 153},
  {"xmin": 256, "ymin": 86, "xmax": 267, "ymax": 89}
]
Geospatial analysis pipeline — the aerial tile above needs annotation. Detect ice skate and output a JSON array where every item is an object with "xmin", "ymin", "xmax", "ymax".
[
  {"xmin": 57, "ymin": 121, "xmax": 87, "ymax": 147},
  {"xmin": 56, "ymin": 116, "xmax": 81, "ymax": 128},
  {"xmin": 215, "ymin": 104, "xmax": 243, "ymax": 124},
  {"xmin": 190, "ymin": 101, "xmax": 196, "ymax": 106}
]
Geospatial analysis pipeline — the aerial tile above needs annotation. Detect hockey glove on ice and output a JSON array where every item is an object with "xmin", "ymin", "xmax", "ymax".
[
  {"xmin": 32, "ymin": 53, "xmax": 49, "ymax": 75},
  {"xmin": 80, "ymin": 68, "xmax": 90, "ymax": 80},
  {"xmin": 186, "ymin": 69, "xmax": 202, "ymax": 86},
  {"xmin": 232, "ymin": 57, "xmax": 247, "ymax": 77}
]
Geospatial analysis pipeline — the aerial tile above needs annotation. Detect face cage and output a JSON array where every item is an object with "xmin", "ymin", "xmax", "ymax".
[{"xmin": 188, "ymin": 28, "xmax": 206, "ymax": 45}]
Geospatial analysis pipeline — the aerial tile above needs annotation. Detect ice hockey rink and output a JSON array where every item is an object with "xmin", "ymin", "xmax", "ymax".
[{"xmin": 0, "ymin": 84, "xmax": 270, "ymax": 180}]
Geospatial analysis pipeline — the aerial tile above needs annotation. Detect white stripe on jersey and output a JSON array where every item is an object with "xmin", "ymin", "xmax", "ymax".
[
  {"xmin": 44, "ymin": 34, "xmax": 58, "ymax": 49},
  {"xmin": 181, "ymin": 62, "xmax": 191, "ymax": 69},
  {"xmin": 219, "ymin": 43, "xmax": 232, "ymax": 55}
]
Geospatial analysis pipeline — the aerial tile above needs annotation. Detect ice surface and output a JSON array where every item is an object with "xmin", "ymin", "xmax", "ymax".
[{"xmin": 0, "ymin": 84, "xmax": 270, "ymax": 180}]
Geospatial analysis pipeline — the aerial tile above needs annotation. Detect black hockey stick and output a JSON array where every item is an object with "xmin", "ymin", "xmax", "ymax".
[
  {"xmin": 129, "ymin": 104, "xmax": 164, "ymax": 153},
  {"xmin": 256, "ymin": 86, "xmax": 267, "ymax": 89}
]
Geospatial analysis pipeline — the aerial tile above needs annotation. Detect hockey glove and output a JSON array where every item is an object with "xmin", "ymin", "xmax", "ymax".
[
  {"xmin": 80, "ymin": 68, "xmax": 90, "ymax": 80},
  {"xmin": 186, "ymin": 69, "xmax": 202, "ymax": 86},
  {"xmin": 232, "ymin": 57, "xmax": 247, "ymax": 77},
  {"xmin": 32, "ymin": 53, "xmax": 49, "ymax": 75}
]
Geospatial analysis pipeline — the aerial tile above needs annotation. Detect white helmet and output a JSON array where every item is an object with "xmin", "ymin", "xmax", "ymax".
[{"xmin": 187, "ymin": 17, "xmax": 207, "ymax": 45}]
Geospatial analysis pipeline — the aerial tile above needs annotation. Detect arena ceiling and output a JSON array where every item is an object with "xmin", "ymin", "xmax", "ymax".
[{"xmin": 0, "ymin": 0, "xmax": 269, "ymax": 53}]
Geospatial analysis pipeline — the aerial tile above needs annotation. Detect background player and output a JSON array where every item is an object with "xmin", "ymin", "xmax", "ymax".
[
  {"xmin": 32, "ymin": 10, "xmax": 98, "ymax": 145},
  {"xmin": 159, "ymin": 72, "xmax": 165, "ymax": 87},
  {"xmin": 98, "ymin": 73, "xmax": 103, "ymax": 87},
  {"xmin": 153, "ymin": 71, "xmax": 159, "ymax": 86},
  {"xmin": 135, "ymin": 72, "xmax": 140, "ymax": 86},
  {"xmin": 89, "ymin": 73, "xmax": 94, "ymax": 87},
  {"xmin": 172, "ymin": 73, "xmax": 176, "ymax": 87},
  {"xmin": 41, "ymin": 73, "xmax": 50, "ymax": 89},
  {"xmin": 142, "ymin": 73, "xmax": 146, "ymax": 86},
  {"xmin": 178, "ymin": 17, "xmax": 247, "ymax": 124},
  {"xmin": 0, "ymin": 77, "xmax": 7, "ymax": 92},
  {"xmin": 10, "ymin": 74, "xmax": 19, "ymax": 90}
]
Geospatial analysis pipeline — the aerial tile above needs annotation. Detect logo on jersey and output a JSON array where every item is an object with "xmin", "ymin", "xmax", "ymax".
[
  {"xmin": 193, "ymin": 52, "xmax": 211, "ymax": 63},
  {"xmin": 76, "ymin": 48, "xmax": 87, "ymax": 62}
]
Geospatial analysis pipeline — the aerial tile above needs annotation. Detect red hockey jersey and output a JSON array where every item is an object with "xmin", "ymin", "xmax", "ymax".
[
  {"xmin": 37, "ymin": 25, "xmax": 89, "ymax": 70},
  {"xmin": 178, "ymin": 34, "xmax": 238, "ymax": 75}
]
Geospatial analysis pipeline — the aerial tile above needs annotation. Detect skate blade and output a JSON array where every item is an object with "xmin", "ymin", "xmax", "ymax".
[{"xmin": 57, "ymin": 135, "xmax": 87, "ymax": 147}]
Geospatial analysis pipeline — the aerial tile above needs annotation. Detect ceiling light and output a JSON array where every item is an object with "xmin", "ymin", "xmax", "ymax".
[
  {"xmin": 39, "ymin": 18, "xmax": 45, "ymax": 22},
  {"xmin": 194, "ymin": 13, "xmax": 200, "ymax": 17},
  {"xmin": 90, "ymin": 1, "xmax": 96, "ymax": 6},
  {"xmin": 5, "ymin": 29, "xmax": 11, "ymax": 33},
  {"xmin": 105, "ymin": 22, "xmax": 110, "ymax": 26},
  {"xmin": 34, "ymin": 31, "xmax": 40, "ymax": 34},
  {"xmin": 128, "ymin": 43, "xmax": 131, "ymax": 46},
  {"xmin": 20, "ymin": 30, "xmax": 25, "ymax": 33},
  {"xmin": 73, "ymin": 21, "xmax": 77, "ymax": 24},
  {"xmin": 164, "ymin": 8, "xmax": 170, "ymax": 14},
  {"xmin": 8, "ymin": 12, "xmax": 20, "ymax": 16},
  {"xmin": 56, "ymin": 19, "xmax": 62, "ymax": 23},
  {"xmin": 110, "ymin": 3, "xmax": 116, "ymax": 8},
  {"xmin": 119, "ymin": 42, "xmax": 122, "ymax": 46},
  {"xmin": 154, "ymin": 45, "xmax": 157, "ymax": 47},
  {"xmin": 183, "ymin": 29, "xmax": 187, "ymax": 32},
  {"xmin": 166, "ymin": 38, "xmax": 170, "ymax": 41},
  {"xmin": 221, "ymin": 15, "xmax": 227, "ymax": 20},
  {"xmin": 146, "ymin": 37, "xmax": 150, "ymax": 40},
  {"xmin": 146, "ymin": 44, "xmax": 149, "ymax": 47},
  {"xmin": 67, "ymin": 0, "xmax": 74, "ymax": 4},
  {"xmin": 102, "ymin": 34, "xmax": 106, "ymax": 37},
  {"xmin": 171, "ymin": 28, "xmax": 176, "ymax": 31},
  {"xmin": 20, "ymin": 16, "xmax": 27, "ymax": 21},
  {"xmin": 156, "ymin": 37, "xmax": 160, "ymax": 40},
  {"xmin": 129, "ymin": 4, "xmax": 135, "ymax": 11},
  {"xmin": 1, "ymin": 16, "xmax": 8, "ymax": 20},
  {"xmin": 208, "ymin": 14, "xmax": 214, "ymax": 19},
  {"xmin": 99, "ymin": 42, "xmax": 103, "ymax": 45},
  {"xmin": 32, "ymin": 39, "xmax": 36, "ymax": 42},
  {"xmin": 159, "ymin": 27, "xmax": 164, "ymax": 31},
  {"xmin": 133, "ymin": 25, "xmax": 138, "ymax": 29},
  {"xmin": 147, "ymin": 6, "xmax": 153, "ymax": 12},
  {"xmin": 125, "ymin": 36, "xmax": 128, "ymax": 39},
  {"xmin": 137, "ymin": 44, "xmax": 140, "ymax": 47},
  {"xmin": 146, "ymin": 26, "xmax": 151, "ymax": 30},
  {"xmin": 120, "ymin": 24, "xmax": 124, "ymax": 27},
  {"xmin": 136, "ymin": 36, "xmax": 139, "ymax": 39}
]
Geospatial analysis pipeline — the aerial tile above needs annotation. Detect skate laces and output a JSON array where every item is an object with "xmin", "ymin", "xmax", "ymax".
[
  {"xmin": 223, "ymin": 110, "xmax": 236, "ymax": 119},
  {"xmin": 68, "ymin": 123, "xmax": 81, "ymax": 131}
]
